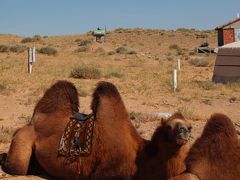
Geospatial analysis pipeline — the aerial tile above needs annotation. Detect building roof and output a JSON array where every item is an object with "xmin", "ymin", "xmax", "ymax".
[
  {"xmin": 220, "ymin": 41, "xmax": 240, "ymax": 48},
  {"xmin": 215, "ymin": 17, "xmax": 240, "ymax": 30}
]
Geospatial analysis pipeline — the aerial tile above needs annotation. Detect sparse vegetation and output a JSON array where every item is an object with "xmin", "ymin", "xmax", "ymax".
[
  {"xmin": 196, "ymin": 34, "xmax": 208, "ymax": 39},
  {"xmin": 70, "ymin": 66, "xmax": 102, "ymax": 79},
  {"xmin": 0, "ymin": 45, "xmax": 10, "ymax": 52},
  {"xmin": 0, "ymin": 84, "xmax": 6, "ymax": 92},
  {"xmin": 0, "ymin": 44, "xmax": 27, "ymax": 53},
  {"xmin": 107, "ymin": 51, "xmax": 115, "ymax": 55},
  {"xmin": 189, "ymin": 58, "xmax": 209, "ymax": 67},
  {"xmin": 21, "ymin": 37, "xmax": 34, "ymax": 43},
  {"xmin": 177, "ymin": 106, "xmax": 202, "ymax": 121},
  {"xmin": 229, "ymin": 96, "xmax": 237, "ymax": 103},
  {"xmin": 75, "ymin": 46, "xmax": 89, "ymax": 52},
  {"xmin": 95, "ymin": 47, "xmax": 105, "ymax": 55},
  {"xmin": 0, "ymin": 126, "xmax": 15, "ymax": 143},
  {"xmin": 116, "ymin": 46, "xmax": 128, "ymax": 54},
  {"xmin": 9, "ymin": 45, "xmax": 27, "ymax": 53},
  {"xmin": 21, "ymin": 35, "xmax": 42, "ymax": 43},
  {"xmin": 33, "ymin": 35, "xmax": 42, "ymax": 41},
  {"xmin": 104, "ymin": 71, "xmax": 124, "ymax": 78},
  {"xmin": 38, "ymin": 46, "xmax": 57, "ymax": 55},
  {"xmin": 169, "ymin": 44, "xmax": 180, "ymax": 50},
  {"xmin": 201, "ymin": 99, "xmax": 212, "ymax": 105},
  {"xmin": 77, "ymin": 39, "xmax": 91, "ymax": 46},
  {"xmin": 128, "ymin": 50, "xmax": 137, "ymax": 55},
  {"xmin": 225, "ymin": 83, "xmax": 240, "ymax": 91},
  {"xmin": 197, "ymin": 81, "xmax": 216, "ymax": 90},
  {"xmin": 18, "ymin": 115, "xmax": 32, "ymax": 124}
]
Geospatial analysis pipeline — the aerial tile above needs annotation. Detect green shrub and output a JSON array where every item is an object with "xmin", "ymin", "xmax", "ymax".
[
  {"xmin": 9, "ymin": 45, "xmax": 27, "ymax": 53},
  {"xmin": 0, "ymin": 45, "xmax": 10, "ymax": 52},
  {"xmin": 21, "ymin": 35, "xmax": 42, "ymax": 43},
  {"xmin": 189, "ymin": 58, "xmax": 209, "ymax": 67},
  {"xmin": 116, "ymin": 46, "xmax": 128, "ymax": 54},
  {"xmin": 38, "ymin": 47, "xmax": 57, "ymax": 55},
  {"xmin": 169, "ymin": 44, "xmax": 180, "ymax": 50},
  {"xmin": 70, "ymin": 66, "xmax": 102, "ymax": 79},
  {"xmin": 21, "ymin": 37, "xmax": 34, "ymax": 43},
  {"xmin": 33, "ymin": 35, "xmax": 42, "ymax": 41}
]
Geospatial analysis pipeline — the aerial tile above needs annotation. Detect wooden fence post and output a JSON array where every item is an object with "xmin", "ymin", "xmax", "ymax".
[
  {"xmin": 177, "ymin": 59, "xmax": 181, "ymax": 71},
  {"xmin": 173, "ymin": 69, "xmax": 177, "ymax": 92}
]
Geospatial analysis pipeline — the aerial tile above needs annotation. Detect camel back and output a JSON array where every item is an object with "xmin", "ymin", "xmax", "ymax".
[{"xmin": 34, "ymin": 80, "xmax": 79, "ymax": 114}]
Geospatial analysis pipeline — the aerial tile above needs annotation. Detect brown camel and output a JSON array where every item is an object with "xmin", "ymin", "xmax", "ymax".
[
  {"xmin": 170, "ymin": 113, "xmax": 240, "ymax": 180},
  {"xmin": 1, "ymin": 80, "xmax": 193, "ymax": 179},
  {"xmin": 134, "ymin": 113, "xmax": 192, "ymax": 180},
  {"xmin": 2, "ymin": 80, "xmax": 143, "ymax": 179}
]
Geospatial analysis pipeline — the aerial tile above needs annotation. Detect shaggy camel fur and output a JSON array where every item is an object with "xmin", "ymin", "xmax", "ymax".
[
  {"xmin": 170, "ymin": 113, "xmax": 240, "ymax": 180},
  {"xmin": 134, "ymin": 113, "xmax": 192, "ymax": 180},
  {"xmin": 2, "ymin": 80, "xmax": 143, "ymax": 179}
]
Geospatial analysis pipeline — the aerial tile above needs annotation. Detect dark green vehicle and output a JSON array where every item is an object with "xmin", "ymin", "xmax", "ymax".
[{"xmin": 92, "ymin": 27, "xmax": 107, "ymax": 42}]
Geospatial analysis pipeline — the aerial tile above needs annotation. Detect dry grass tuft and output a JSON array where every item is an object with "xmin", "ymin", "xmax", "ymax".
[
  {"xmin": 38, "ymin": 46, "xmax": 57, "ymax": 56},
  {"xmin": 70, "ymin": 65, "xmax": 102, "ymax": 79},
  {"xmin": 0, "ymin": 126, "xmax": 16, "ymax": 143},
  {"xmin": 177, "ymin": 106, "xmax": 203, "ymax": 121},
  {"xmin": 189, "ymin": 58, "xmax": 209, "ymax": 67}
]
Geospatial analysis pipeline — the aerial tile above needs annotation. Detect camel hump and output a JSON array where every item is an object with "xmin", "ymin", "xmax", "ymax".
[
  {"xmin": 91, "ymin": 81, "xmax": 122, "ymax": 115},
  {"xmin": 204, "ymin": 113, "xmax": 236, "ymax": 137},
  {"xmin": 34, "ymin": 80, "xmax": 79, "ymax": 114}
]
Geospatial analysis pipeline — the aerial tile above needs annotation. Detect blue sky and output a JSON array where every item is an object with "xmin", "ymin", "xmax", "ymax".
[{"xmin": 0, "ymin": 0, "xmax": 240, "ymax": 36}]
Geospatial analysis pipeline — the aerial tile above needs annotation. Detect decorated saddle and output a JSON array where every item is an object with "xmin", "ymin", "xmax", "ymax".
[{"xmin": 58, "ymin": 112, "xmax": 95, "ymax": 157}]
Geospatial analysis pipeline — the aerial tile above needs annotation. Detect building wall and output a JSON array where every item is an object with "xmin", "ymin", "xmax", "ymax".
[
  {"xmin": 235, "ymin": 29, "xmax": 240, "ymax": 42},
  {"xmin": 223, "ymin": 28, "xmax": 235, "ymax": 45},
  {"xmin": 217, "ymin": 20, "xmax": 240, "ymax": 46},
  {"xmin": 223, "ymin": 20, "xmax": 240, "ymax": 29}
]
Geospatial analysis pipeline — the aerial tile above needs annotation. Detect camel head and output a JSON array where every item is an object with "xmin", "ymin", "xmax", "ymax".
[{"xmin": 161, "ymin": 113, "xmax": 192, "ymax": 146}]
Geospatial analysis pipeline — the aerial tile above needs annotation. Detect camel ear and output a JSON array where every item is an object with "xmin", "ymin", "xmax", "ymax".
[{"xmin": 161, "ymin": 117, "xmax": 167, "ymax": 125}]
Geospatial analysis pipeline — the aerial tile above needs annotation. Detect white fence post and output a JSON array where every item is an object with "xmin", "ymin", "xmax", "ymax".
[
  {"xmin": 32, "ymin": 47, "xmax": 36, "ymax": 63},
  {"xmin": 177, "ymin": 59, "xmax": 181, "ymax": 71},
  {"xmin": 28, "ymin": 47, "xmax": 33, "ymax": 74},
  {"xmin": 173, "ymin": 69, "xmax": 177, "ymax": 92}
]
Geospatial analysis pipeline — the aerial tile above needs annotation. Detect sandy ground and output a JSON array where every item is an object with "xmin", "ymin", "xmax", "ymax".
[{"xmin": 0, "ymin": 29, "xmax": 240, "ymax": 179}]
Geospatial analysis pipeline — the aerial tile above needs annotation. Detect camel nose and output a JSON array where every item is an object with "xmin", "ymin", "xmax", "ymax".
[{"xmin": 177, "ymin": 126, "xmax": 188, "ymax": 133}]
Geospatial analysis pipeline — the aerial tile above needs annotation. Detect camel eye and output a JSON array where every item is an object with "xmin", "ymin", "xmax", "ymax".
[
  {"xmin": 188, "ymin": 126, "xmax": 192, "ymax": 132},
  {"xmin": 166, "ymin": 125, "xmax": 172, "ymax": 130}
]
